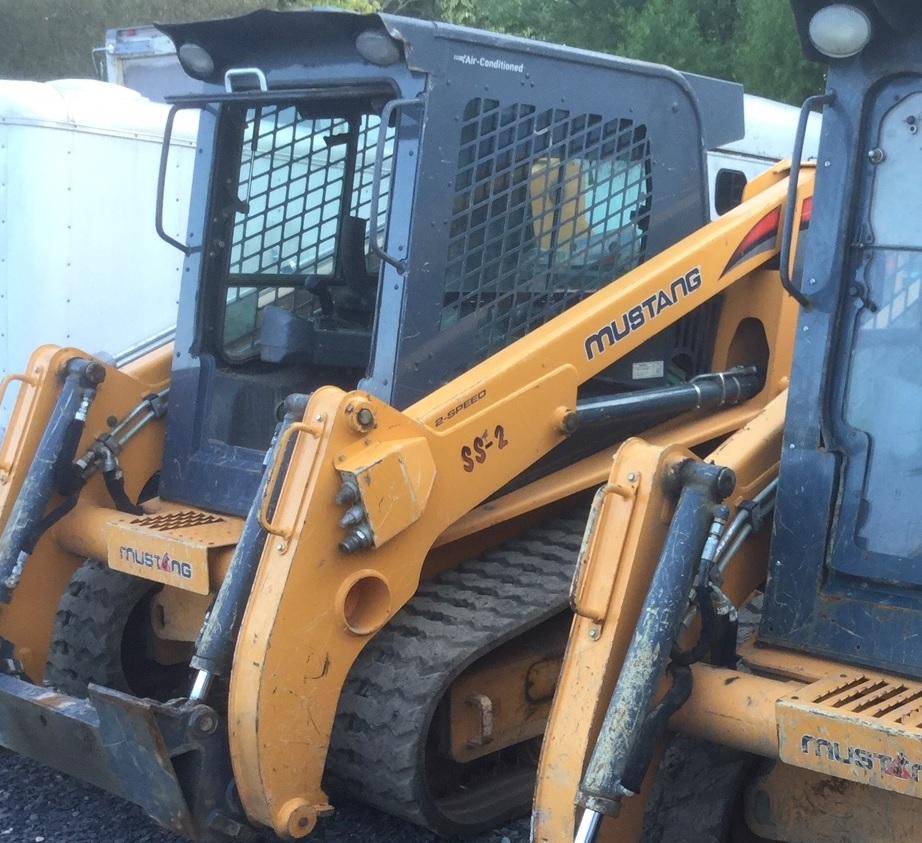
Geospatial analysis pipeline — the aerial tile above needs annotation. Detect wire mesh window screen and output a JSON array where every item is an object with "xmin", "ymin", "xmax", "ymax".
[
  {"xmin": 221, "ymin": 107, "xmax": 396, "ymax": 361},
  {"xmin": 231, "ymin": 106, "xmax": 346, "ymax": 277},
  {"xmin": 442, "ymin": 97, "xmax": 652, "ymax": 363}
]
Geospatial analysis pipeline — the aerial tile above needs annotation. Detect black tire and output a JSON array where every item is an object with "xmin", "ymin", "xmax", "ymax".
[
  {"xmin": 643, "ymin": 737, "xmax": 764, "ymax": 843},
  {"xmin": 45, "ymin": 559, "xmax": 187, "ymax": 699}
]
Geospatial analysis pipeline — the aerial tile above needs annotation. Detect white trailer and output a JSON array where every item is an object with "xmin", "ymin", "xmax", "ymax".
[{"xmin": 0, "ymin": 78, "xmax": 198, "ymax": 434}]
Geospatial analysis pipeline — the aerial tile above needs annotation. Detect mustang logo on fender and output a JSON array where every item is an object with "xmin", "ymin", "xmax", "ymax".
[
  {"xmin": 583, "ymin": 267, "xmax": 702, "ymax": 361},
  {"xmin": 119, "ymin": 545, "xmax": 193, "ymax": 580},
  {"xmin": 801, "ymin": 734, "xmax": 922, "ymax": 782}
]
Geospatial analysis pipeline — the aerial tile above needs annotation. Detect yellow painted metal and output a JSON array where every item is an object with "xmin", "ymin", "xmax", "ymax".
[
  {"xmin": 258, "ymin": 421, "xmax": 324, "ymax": 538},
  {"xmin": 777, "ymin": 671, "xmax": 922, "ymax": 798},
  {"xmin": 0, "ymin": 157, "xmax": 809, "ymax": 836},
  {"xmin": 533, "ymin": 440, "xmax": 684, "ymax": 842},
  {"xmin": 570, "ymin": 478, "xmax": 638, "ymax": 624},
  {"xmin": 225, "ymin": 171, "xmax": 813, "ymax": 836},
  {"xmin": 669, "ymin": 664, "xmax": 795, "ymax": 758},
  {"xmin": 151, "ymin": 588, "xmax": 215, "ymax": 642},
  {"xmin": 745, "ymin": 761, "xmax": 922, "ymax": 843},
  {"xmin": 446, "ymin": 615, "xmax": 568, "ymax": 763},
  {"xmin": 107, "ymin": 508, "xmax": 242, "ymax": 596},
  {"xmin": 336, "ymin": 434, "xmax": 437, "ymax": 547},
  {"xmin": 435, "ymin": 257, "xmax": 798, "ymax": 550},
  {"xmin": 739, "ymin": 636, "xmax": 863, "ymax": 684},
  {"xmin": 0, "ymin": 346, "xmax": 169, "ymax": 681},
  {"xmin": 533, "ymin": 388, "xmax": 789, "ymax": 841},
  {"xmin": 55, "ymin": 503, "xmax": 131, "ymax": 563}
]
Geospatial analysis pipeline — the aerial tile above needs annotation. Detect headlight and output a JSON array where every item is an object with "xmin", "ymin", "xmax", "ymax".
[
  {"xmin": 808, "ymin": 4, "xmax": 872, "ymax": 59},
  {"xmin": 356, "ymin": 29, "xmax": 401, "ymax": 67},
  {"xmin": 178, "ymin": 43, "xmax": 215, "ymax": 79}
]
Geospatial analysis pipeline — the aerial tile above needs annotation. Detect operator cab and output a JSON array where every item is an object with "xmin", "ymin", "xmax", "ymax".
[
  {"xmin": 762, "ymin": 0, "xmax": 922, "ymax": 677},
  {"xmin": 156, "ymin": 10, "xmax": 743, "ymax": 515}
]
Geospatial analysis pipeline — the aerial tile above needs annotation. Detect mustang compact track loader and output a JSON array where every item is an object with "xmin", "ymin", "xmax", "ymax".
[
  {"xmin": 532, "ymin": 2, "xmax": 922, "ymax": 841},
  {"xmin": 0, "ymin": 9, "xmax": 803, "ymax": 841}
]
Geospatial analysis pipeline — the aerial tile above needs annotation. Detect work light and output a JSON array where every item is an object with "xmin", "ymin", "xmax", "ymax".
[{"xmin": 809, "ymin": 3, "xmax": 873, "ymax": 58}]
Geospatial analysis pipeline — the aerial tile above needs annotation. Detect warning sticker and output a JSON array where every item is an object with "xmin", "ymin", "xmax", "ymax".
[{"xmin": 632, "ymin": 360, "xmax": 665, "ymax": 380}]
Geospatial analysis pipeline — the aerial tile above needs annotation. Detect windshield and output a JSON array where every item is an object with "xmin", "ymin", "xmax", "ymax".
[
  {"xmin": 842, "ymin": 91, "xmax": 922, "ymax": 558},
  {"xmin": 219, "ymin": 102, "xmax": 395, "ymax": 362}
]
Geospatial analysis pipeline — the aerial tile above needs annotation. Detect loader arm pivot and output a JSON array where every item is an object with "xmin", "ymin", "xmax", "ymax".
[{"xmin": 227, "ymin": 170, "xmax": 813, "ymax": 835}]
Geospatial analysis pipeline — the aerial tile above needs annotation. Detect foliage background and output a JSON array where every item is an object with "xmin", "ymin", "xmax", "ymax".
[{"xmin": 0, "ymin": 0, "xmax": 822, "ymax": 103}]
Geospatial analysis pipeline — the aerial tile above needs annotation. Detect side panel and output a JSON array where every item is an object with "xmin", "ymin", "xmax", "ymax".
[{"xmin": 384, "ymin": 35, "xmax": 716, "ymax": 406}]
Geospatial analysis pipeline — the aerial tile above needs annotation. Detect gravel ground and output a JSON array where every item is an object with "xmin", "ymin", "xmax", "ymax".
[{"xmin": 0, "ymin": 752, "xmax": 529, "ymax": 843}]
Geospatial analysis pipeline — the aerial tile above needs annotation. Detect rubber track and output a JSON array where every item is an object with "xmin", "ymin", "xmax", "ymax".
[
  {"xmin": 326, "ymin": 511, "xmax": 587, "ymax": 837},
  {"xmin": 45, "ymin": 560, "xmax": 152, "ymax": 697}
]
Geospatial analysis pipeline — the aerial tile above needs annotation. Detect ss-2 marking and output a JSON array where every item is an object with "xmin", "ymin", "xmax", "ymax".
[{"xmin": 461, "ymin": 425, "xmax": 509, "ymax": 472}]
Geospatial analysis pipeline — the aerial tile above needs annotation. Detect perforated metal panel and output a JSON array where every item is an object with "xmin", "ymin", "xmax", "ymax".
[{"xmin": 442, "ymin": 97, "xmax": 652, "ymax": 364}]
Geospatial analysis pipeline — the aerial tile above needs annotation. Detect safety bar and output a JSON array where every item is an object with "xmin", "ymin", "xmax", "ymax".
[
  {"xmin": 778, "ymin": 91, "xmax": 836, "ymax": 308},
  {"xmin": 369, "ymin": 97, "xmax": 422, "ymax": 274}
]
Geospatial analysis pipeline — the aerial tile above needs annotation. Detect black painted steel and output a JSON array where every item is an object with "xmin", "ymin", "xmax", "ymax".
[
  {"xmin": 155, "ymin": 8, "xmax": 743, "ymax": 517},
  {"xmin": 577, "ymin": 460, "xmax": 734, "ymax": 817},
  {"xmin": 0, "ymin": 672, "xmax": 241, "ymax": 841},
  {"xmin": 0, "ymin": 359, "xmax": 104, "ymax": 603},
  {"xmin": 762, "ymin": 8, "xmax": 922, "ymax": 678},
  {"xmin": 778, "ymin": 91, "xmax": 835, "ymax": 309},
  {"xmin": 573, "ymin": 367, "xmax": 761, "ymax": 432},
  {"xmin": 191, "ymin": 394, "xmax": 308, "ymax": 678}
]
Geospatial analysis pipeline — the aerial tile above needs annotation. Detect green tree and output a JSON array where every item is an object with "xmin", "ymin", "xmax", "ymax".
[
  {"xmin": 732, "ymin": 0, "xmax": 824, "ymax": 102},
  {"xmin": 0, "ymin": 0, "xmax": 826, "ymax": 103}
]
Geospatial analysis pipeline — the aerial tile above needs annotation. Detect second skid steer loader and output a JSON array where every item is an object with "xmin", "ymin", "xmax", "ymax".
[
  {"xmin": 533, "ymin": 2, "xmax": 922, "ymax": 842},
  {"xmin": 0, "ymin": 9, "xmax": 803, "ymax": 841}
]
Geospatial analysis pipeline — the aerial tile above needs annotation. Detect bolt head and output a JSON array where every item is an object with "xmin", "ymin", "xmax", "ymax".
[
  {"xmin": 588, "ymin": 627, "xmax": 601, "ymax": 640},
  {"xmin": 715, "ymin": 467, "xmax": 736, "ymax": 499},
  {"xmin": 356, "ymin": 407, "xmax": 374, "ymax": 428},
  {"xmin": 561, "ymin": 410, "xmax": 579, "ymax": 434},
  {"xmin": 189, "ymin": 706, "xmax": 219, "ymax": 737},
  {"xmin": 627, "ymin": 472, "xmax": 637, "ymax": 482}
]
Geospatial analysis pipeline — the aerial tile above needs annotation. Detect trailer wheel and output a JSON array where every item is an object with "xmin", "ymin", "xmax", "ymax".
[
  {"xmin": 45, "ymin": 559, "xmax": 189, "ymax": 699},
  {"xmin": 644, "ymin": 737, "xmax": 768, "ymax": 842}
]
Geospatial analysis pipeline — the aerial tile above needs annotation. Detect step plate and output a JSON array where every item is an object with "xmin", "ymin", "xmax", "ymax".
[
  {"xmin": 107, "ymin": 508, "xmax": 242, "ymax": 595},
  {"xmin": 778, "ymin": 671, "xmax": 922, "ymax": 796}
]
